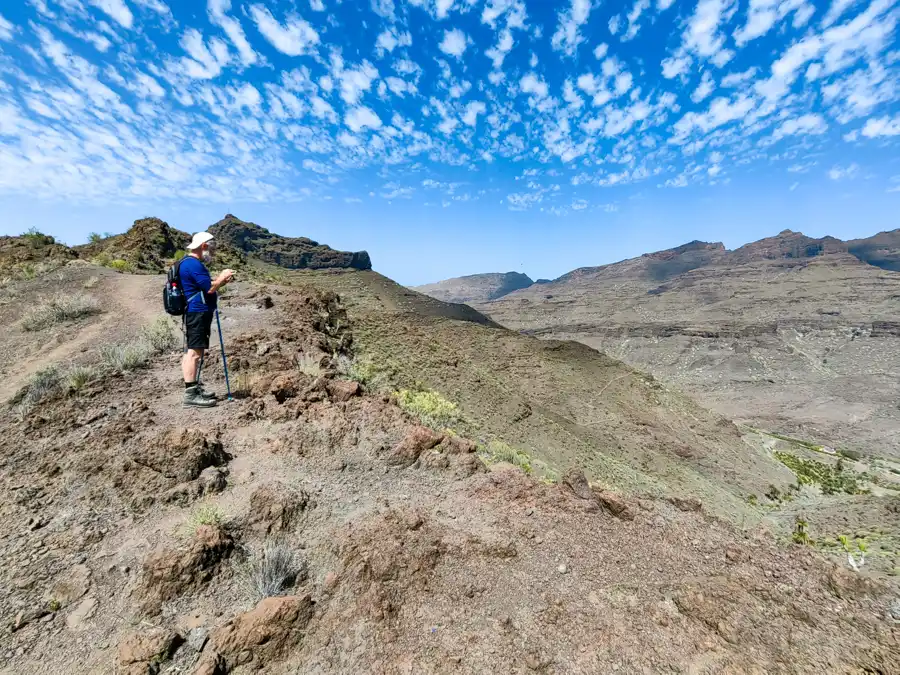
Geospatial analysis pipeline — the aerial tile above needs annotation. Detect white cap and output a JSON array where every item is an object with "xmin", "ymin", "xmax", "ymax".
[{"xmin": 186, "ymin": 231, "xmax": 214, "ymax": 250}]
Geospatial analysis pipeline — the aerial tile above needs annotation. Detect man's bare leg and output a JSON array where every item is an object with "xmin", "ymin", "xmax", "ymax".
[{"xmin": 182, "ymin": 348, "xmax": 204, "ymax": 383}]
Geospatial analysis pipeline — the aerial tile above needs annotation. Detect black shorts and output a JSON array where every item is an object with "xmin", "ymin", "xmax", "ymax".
[{"xmin": 185, "ymin": 311, "xmax": 214, "ymax": 350}]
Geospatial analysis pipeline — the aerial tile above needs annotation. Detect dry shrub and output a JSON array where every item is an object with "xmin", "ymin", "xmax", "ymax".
[{"xmin": 22, "ymin": 294, "xmax": 101, "ymax": 331}]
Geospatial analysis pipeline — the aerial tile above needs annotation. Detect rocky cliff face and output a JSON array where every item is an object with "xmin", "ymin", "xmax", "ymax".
[
  {"xmin": 412, "ymin": 271, "xmax": 534, "ymax": 304},
  {"xmin": 847, "ymin": 229, "xmax": 900, "ymax": 271},
  {"xmin": 209, "ymin": 214, "xmax": 372, "ymax": 271}
]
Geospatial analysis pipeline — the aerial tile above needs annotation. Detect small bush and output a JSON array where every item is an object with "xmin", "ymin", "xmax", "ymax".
[
  {"xmin": 240, "ymin": 540, "xmax": 301, "ymax": 602},
  {"xmin": 232, "ymin": 370, "xmax": 262, "ymax": 399},
  {"xmin": 775, "ymin": 450, "xmax": 864, "ymax": 495},
  {"xmin": 14, "ymin": 365, "xmax": 63, "ymax": 406},
  {"xmin": 141, "ymin": 316, "xmax": 176, "ymax": 353},
  {"xmin": 181, "ymin": 502, "xmax": 227, "ymax": 536},
  {"xmin": 296, "ymin": 352, "xmax": 321, "ymax": 377},
  {"xmin": 87, "ymin": 232, "xmax": 102, "ymax": 244},
  {"xmin": 100, "ymin": 341, "xmax": 153, "ymax": 372},
  {"xmin": 22, "ymin": 227, "xmax": 53, "ymax": 246},
  {"xmin": 22, "ymin": 294, "xmax": 102, "ymax": 331},
  {"xmin": 478, "ymin": 439, "xmax": 533, "ymax": 474},
  {"xmin": 64, "ymin": 365, "xmax": 99, "ymax": 392},
  {"xmin": 395, "ymin": 389, "xmax": 460, "ymax": 429},
  {"xmin": 106, "ymin": 259, "xmax": 135, "ymax": 273}
]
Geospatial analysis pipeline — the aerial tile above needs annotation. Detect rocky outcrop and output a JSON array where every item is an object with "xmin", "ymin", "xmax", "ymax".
[
  {"xmin": 209, "ymin": 214, "xmax": 371, "ymax": 271},
  {"xmin": 74, "ymin": 217, "xmax": 190, "ymax": 273}
]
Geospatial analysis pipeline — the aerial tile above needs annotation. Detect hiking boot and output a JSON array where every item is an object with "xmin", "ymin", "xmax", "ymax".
[
  {"xmin": 184, "ymin": 385, "xmax": 217, "ymax": 408},
  {"xmin": 196, "ymin": 383, "xmax": 218, "ymax": 401}
]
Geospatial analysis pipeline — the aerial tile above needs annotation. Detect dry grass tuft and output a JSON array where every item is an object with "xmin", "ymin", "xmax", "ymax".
[{"xmin": 22, "ymin": 294, "xmax": 101, "ymax": 331}]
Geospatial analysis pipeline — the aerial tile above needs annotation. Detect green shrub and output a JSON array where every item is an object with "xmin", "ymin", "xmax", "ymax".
[
  {"xmin": 22, "ymin": 227, "xmax": 53, "ymax": 246},
  {"xmin": 477, "ymin": 440, "xmax": 533, "ymax": 474},
  {"xmin": 87, "ymin": 232, "xmax": 102, "ymax": 244},
  {"xmin": 337, "ymin": 355, "xmax": 393, "ymax": 391},
  {"xmin": 180, "ymin": 502, "xmax": 227, "ymax": 536},
  {"xmin": 107, "ymin": 259, "xmax": 135, "ymax": 273},
  {"xmin": 13, "ymin": 365, "xmax": 62, "ymax": 406},
  {"xmin": 22, "ymin": 294, "xmax": 101, "ymax": 331},
  {"xmin": 64, "ymin": 365, "xmax": 99, "ymax": 392},
  {"xmin": 395, "ymin": 388, "xmax": 460, "ymax": 429},
  {"xmin": 775, "ymin": 450, "xmax": 864, "ymax": 495}
]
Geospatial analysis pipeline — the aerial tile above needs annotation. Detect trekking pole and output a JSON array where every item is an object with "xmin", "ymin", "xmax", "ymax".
[{"xmin": 215, "ymin": 308, "xmax": 232, "ymax": 401}]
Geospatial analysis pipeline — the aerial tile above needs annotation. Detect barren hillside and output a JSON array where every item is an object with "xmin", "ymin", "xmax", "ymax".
[
  {"xmin": 0, "ymin": 228, "xmax": 898, "ymax": 674},
  {"xmin": 481, "ymin": 230, "xmax": 900, "ymax": 461}
]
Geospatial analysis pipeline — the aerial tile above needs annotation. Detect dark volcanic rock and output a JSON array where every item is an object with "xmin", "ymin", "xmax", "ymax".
[
  {"xmin": 209, "ymin": 214, "xmax": 371, "ymax": 271},
  {"xmin": 74, "ymin": 217, "xmax": 190, "ymax": 273}
]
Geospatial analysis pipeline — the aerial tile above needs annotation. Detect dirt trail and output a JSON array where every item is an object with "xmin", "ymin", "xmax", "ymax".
[{"xmin": 0, "ymin": 273, "xmax": 160, "ymax": 402}]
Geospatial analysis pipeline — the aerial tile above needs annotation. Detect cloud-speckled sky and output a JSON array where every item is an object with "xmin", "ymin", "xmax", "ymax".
[{"xmin": 0, "ymin": 0, "xmax": 898, "ymax": 284}]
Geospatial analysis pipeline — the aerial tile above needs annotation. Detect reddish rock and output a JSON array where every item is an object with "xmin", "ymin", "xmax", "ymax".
[
  {"xmin": 326, "ymin": 379, "xmax": 360, "ymax": 402},
  {"xmin": 595, "ymin": 490, "xmax": 636, "ymax": 521},
  {"xmin": 269, "ymin": 373, "xmax": 302, "ymax": 403},
  {"xmin": 118, "ymin": 627, "xmax": 183, "ymax": 675},
  {"xmin": 442, "ymin": 435, "xmax": 477, "ymax": 454},
  {"xmin": 826, "ymin": 565, "xmax": 877, "ymax": 599},
  {"xmin": 670, "ymin": 496, "xmax": 703, "ymax": 512},
  {"xmin": 197, "ymin": 595, "xmax": 315, "ymax": 673},
  {"xmin": 138, "ymin": 526, "xmax": 234, "ymax": 615},
  {"xmin": 387, "ymin": 427, "xmax": 444, "ymax": 467},
  {"xmin": 246, "ymin": 483, "xmax": 309, "ymax": 535},
  {"xmin": 562, "ymin": 468, "xmax": 595, "ymax": 500}
]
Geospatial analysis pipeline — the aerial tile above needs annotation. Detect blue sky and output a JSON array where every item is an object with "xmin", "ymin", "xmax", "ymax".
[{"xmin": 0, "ymin": 0, "xmax": 898, "ymax": 285}]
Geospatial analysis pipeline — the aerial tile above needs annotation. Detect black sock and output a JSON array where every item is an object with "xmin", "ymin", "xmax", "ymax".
[{"xmin": 185, "ymin": 381, "xmax": 197, "ymax": 388}]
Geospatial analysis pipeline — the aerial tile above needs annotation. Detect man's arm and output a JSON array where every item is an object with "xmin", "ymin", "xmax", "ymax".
[{"xmin": 208, "ymin": 269, "xmax": 235, "ymax": 294}]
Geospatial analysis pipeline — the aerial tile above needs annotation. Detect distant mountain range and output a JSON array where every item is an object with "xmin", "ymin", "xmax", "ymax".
[{"xmin": 414, "ymin": 229, "xmax": 900, "ymax": 304}]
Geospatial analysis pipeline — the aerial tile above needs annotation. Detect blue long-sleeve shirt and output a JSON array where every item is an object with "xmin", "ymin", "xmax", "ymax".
[{"xmin": 180, "ymin": 256, "xmax": 217, "ymax": 312}]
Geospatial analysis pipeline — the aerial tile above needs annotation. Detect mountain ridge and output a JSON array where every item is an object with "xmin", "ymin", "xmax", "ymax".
[{"xmin": 414, "ymin": 228, "xmax": 900, "ymax": 304}]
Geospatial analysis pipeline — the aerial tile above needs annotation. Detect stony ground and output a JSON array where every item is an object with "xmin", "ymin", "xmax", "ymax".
[{"xmin": 0, "ymin": 265, "xmax": 898, "ymax": 674}]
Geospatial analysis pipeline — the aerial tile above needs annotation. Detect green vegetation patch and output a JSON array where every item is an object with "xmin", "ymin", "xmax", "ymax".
[
  {"xmin": 774, "ymin": 450, "xmax": 867, "ymax": 495},
  {"xmin": 477, "ymin": 439, "xmax": 533, "ymax": 474},
  {"xmin": 395, "ymin": 388, "xmax": 460, "ymax": 429}
]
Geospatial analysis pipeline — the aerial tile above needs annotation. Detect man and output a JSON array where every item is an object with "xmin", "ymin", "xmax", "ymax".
[{"xmin": 180, "ymin": 231, "xmax": 234, "ymax": 408}]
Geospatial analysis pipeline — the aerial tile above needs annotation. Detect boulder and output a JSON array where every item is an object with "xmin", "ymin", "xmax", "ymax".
[
  {"xmin": 118, "ymin": 627, "xmax": 184, "ymax": 675},
  {"xmin": 561, "ymin": 468, "xmax": 595, "ymax": 500},
  {"xmin": 669, "ymin": 496, "xmax": 703, "ymax": 512},
  {"xmin": 326, "ymin": 379, "xmax": 361, "ymax": 402},
  {"xmin": 130, "ymin": 429, "xmax": 231, "ymax": 484},
  {"xmin": 138, "ymin": 526, "xmax": 234, "ymax": 615},
  {"xmin": 595, "ymin": 490, "xmax": 636, "ymax": 521},
  {"xmin": 387, "ymin": 427, "xmax": 444, "ymax": 467},
  {"xmin": 196, "ymin": 595, "xmax": 315, "ymax": 673},
  {"xmin": 246, "ymin": 484, "xmax": 310, "ymax": 535}
]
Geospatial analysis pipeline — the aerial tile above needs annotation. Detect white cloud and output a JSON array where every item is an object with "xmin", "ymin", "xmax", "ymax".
[
  {"xmin": 553, "ymin": 0, "xmax": 593, "ymax": 56},
  {"xmin": 861, "ymin": 115, "xmax": 900, "ymax": 137},
  {"xmin": 623, "ymin": 0, "xmax": 651, "ymax": 41},
  {"xmin": 88, "ymin": 0, "xmax": 134, "ymax": 29},
  {"xmin": 734, "ymin": 0, "xmax": 816, "ymax": 45},
  {"xmin": 608, "ymin": 15, "xmax": 621, "ymax": 35},
  {"xmin": 593, "ymin": 43, "xmax": 608, "ymax": 59},
  {"xmin": 334, "ymin": 60, "xmax": 379, "ymax": 105},
  {"xmin": 662, "ymin": 55, "xmax": 691, "ymax": 78},
  {"xmin": 720, "ymin": 66, "xmax": 758, "ymax": 86},
  {"xmin": 773, "ymin": 113, "xmax": 828, "ymax": 139},
  {"xmin": 828, "ymin": 163, "xmax": 860, "ymax": 180},
  {"xmin": 462, "ymin": 101, "xmax": 487, "ymax": 126},
  {"xmin": 310, "ymin": 0, "xmax": 326, "ymax": 10},
  {"xmin": 658, "ymin": 0, "xmax": 677, "ymax": 9},
  {"xmin": 685, "ymin": 0, "xmax": 737, "ymax": 58},
  {"xmin": 250, "ymin": 5, "xmax": 320, "ymax": 56},
  {"xmin": 134, "ymin": 72, "xmax": 166, "ymax": 97},
  {"xmin": 520, "ymin": 72, "xmax": 549, "ymax": 99},
  {"xmin": 178, "ymin": 29, "xmax": 231, "ymax": 79},
  {"xmin": 691, "ymin": 71, "xmax": 716, "ymax": 102},
  {"xmin": 345, "ymin": 106, "xmax": 383, "ymax": 132},
  {"xmin": 375, "ymin": 28, "xmax": 412, "ymax": 56},
  {"xmin": 209, "ymin": 0, "xmax": 259, "ymax": 67},
  {"xmin": 0, "ymin": 14, "xmax": 15, "ymax": 41},
  {"xmin": 439, "ymin": 28, "xmax": 468, "ymax": 58},
  {"xmin": 790, "ymin": 181, "xmax": 800, "ymax": 190},
  {"xmin": 821, "ymin": 0, "xmax": 857, "ymax": 28},
  {"xmin": 673, "ymin": 95, "xmax": 755, "ymax": 138}
]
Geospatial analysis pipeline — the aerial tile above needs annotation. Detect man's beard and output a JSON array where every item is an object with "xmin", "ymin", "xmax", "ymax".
[{"xmin": 201, "ymin": 250, "xmax": 212, "ymax": 263}]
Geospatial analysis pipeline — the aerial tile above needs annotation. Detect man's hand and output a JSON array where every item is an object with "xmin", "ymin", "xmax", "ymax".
[{"xmin": 218, "ymin": 269, "xmax": 235, "ymax": 284}]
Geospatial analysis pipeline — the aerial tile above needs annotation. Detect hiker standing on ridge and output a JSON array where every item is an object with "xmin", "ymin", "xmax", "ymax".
[{"xmin": 180, "ymin": 232, "xmax": 234, "ymax": 408}]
